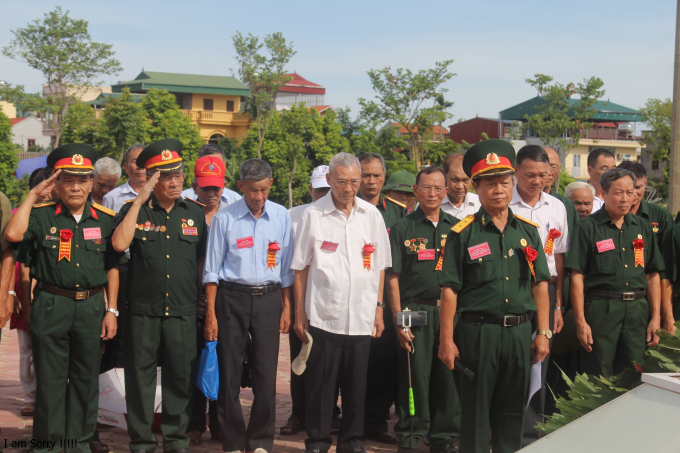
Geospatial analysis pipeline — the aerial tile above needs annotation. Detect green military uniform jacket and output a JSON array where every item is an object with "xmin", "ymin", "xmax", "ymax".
[
  {"xmin": 550, "ymin": 191, "xmax": 579, "ymax": 234},
  {"xmin": 21, "ymin": 201, "xmax": 121, "ymax": 289},
  {"xmin": 438, "ymin": 208, "xmax": 551, "ymax": 316},
  {"xmin": 565, "ymin": 207, "xmax": 664, "ymax": 293},
  {"xmin": 661, "ymin": 222, "xmax": 680, "ymax": 296},
  {"xmin": 363, "ymin": 194, "xmax": 406, "ymax": 231},
  {"xmin": 115, "ymin": 193, "xmax": 207, "ymax": 317},
  {"xmin": 388, "ymin": 208, "xmax": 458, "ymax": 300}
]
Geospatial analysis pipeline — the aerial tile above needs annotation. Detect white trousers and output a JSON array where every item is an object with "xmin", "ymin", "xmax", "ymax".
[{"xmin": 17, "ymin": 329, "xmax": 36, "ymax": 403}]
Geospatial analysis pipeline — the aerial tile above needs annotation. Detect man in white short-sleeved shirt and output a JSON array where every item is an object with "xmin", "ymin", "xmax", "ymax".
[
  {"xmin": 509, "ymin": 145, "xmax": 570, "ymax": 446},
  {"xmin": 291, "ymin": 152, "xmax": 390, "ymax": 453},
  {"xmin": 440, "ymin": 153, "xmax": 481, "ymax": 219}
]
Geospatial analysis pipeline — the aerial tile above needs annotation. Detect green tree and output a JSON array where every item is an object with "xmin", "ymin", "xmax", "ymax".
[
  {"xmin": 241, "ymin": 106, "xmax": 349, "ymax": 206},
  {"xmin": 359, "ymin": 60, "xmax": 456, "ymax": 169},
  {"xmin": 61, "ymin": 100, "xmax": 112, "ymax": 155},
  {"xmin": 0, "ymin": 110, "xmax": 21, "ymax": 200},
  {"xmin": 422, "ymin": 138, "xmax": 466, "ymax": 168},
  {"xmin": 218, "ymin": 137, "xmax": 245, "ymax": 187},
  {"xmin": 140, "ymin": 89, "xmax": 204, "ymax": 186},
  {"xmin": 2, "ymin": 7, "xmax": 122, "ymax": 147},
  {"xmin": 232, "ymin": 31, "xmax": 296, "ymax": 159},
  {"xmin": 521, "ymin": 74, "xmax": 605, "ymax": 190},
  {"xmin": 102, "ymin": 88, "xmax": 149, "ymax": 162},
  {"xmin": 434, "ymin": 94, "xmax": 454, "ymax": 141},
  {"xmin": 639, "ymin": 98, "xmax": 672, "ymax": 162}
]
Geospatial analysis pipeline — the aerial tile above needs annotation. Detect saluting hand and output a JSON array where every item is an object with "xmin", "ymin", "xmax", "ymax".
[
  {"xmin": 438, "ymin": 339, "xmax": 460, "ymax": 370},
  {"xmin": 30, "ymin": 169, "xmax": 60, "ymax": 201},
  {"xmin": 531, "ymin": 335, "xmax": 550, "ymax": 364},
  {"xmin": 134, "ymin": 171, "xmax": 160, "ymax": 206},
  {"xmin": 101, "ymin": 312, "xmax": 118, "ymax": 341}
]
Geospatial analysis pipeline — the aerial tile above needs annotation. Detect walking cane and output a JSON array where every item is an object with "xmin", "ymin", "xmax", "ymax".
[{"xmin": 403, "ymin": 308, "xmax": 416, "ymax": 449}]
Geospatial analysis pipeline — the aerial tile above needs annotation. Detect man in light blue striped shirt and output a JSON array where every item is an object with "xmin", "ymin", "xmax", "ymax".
[{"xmin": 203, "ymin": 158, "xmax": 293, "ymax": 453}]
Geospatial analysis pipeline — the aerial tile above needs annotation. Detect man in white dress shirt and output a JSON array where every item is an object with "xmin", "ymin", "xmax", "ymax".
[
  {"xmin": 586, "ymin": 148, "xmax": 616, "ymax": 214},
  {"xmin": 509, "ymin": 145, "xmax": 569, "ymax": 446},
  {"xmin": 440, "ymin": 153, "xmax": 481, "ymax": 219},
  {"xmin": 292, "ymin": 152, "xmax": 391, "ymax": 453}
]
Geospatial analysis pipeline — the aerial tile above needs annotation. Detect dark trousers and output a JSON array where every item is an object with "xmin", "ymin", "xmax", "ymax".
[
  {"xmin": 305, "ymin": 326, "xmax": 371, "ymax": 452},
  {"xmin": 31, "ymin": 290, "xmax": 105, "ymax": 453},
  {"xmin": 100, "ymin": 264, "xmax": 128, "ymax": 373},
  {"xmin": 125, "ymin": 313, "xmax": 197, "ymax": 452},
  {"xmin": 215, "ymin": 284, "xmax": 282, "ymax": 452},
  {"xmin": 364, "ymin": 306, "xmax": 397, "ymax": 435},
  {"xmin": 523, "ymin": 282, "xmax": 556, "ymax": 445},
  {"xmin": 188, "ymin": 295, "xmax": 220, "ymax": 434},
  {"xmin": 289, "ymin": 309, "xmax": 341, "ymax": 421}
]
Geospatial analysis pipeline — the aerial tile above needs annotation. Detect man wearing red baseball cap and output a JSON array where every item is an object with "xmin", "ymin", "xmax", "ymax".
[{"xmin": 186, "ymin": 154, "xmax": 228, "ymax": 444}]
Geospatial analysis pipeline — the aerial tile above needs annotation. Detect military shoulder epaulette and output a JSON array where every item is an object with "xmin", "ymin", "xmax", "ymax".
[
  {"xmin": 32, "ymin": 201, "xmax": 56, "ymax": 208},
  {"xmin": 91, "ymin": 203, "xmax": 116, "ymax": 216},
  {"xmin": 451, "ymin": 214, "xmax": 475, "ymax": 233},
  {"xmin": 515, "ymin": 214, "xmax": 540, "ymax": 228},
  {"xmin": 124, "ymin": 199, "xmax": 134, "ymax": 203},
  {"xmin": 185, "ymin": 197, "xmax": 206, "ymax": 208},
  {"xmin": 384, "ymin": 196, "xmax": 406, "ymax": 209}
]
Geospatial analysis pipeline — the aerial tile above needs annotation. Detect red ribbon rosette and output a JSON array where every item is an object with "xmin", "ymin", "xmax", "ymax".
[
  {"xmin": 59, "ymin": 229, "xmax": 74, "ymax": 262},
  {"xmin": 267, "ymin": 241, "xmax": 280, "ymax": 270},
  {"xmin": 523, "ymin": 245, "xmax": 538, "ymax": 280},
  {"xmin": 633, "ymin": 238, "xmax": 645, "ymax": 268},
  {"xmin": 363, "ymin": 244, "xmax": 375, "ymax": 270},
  {"xmin": 544, "ymin": 228, "xmax": 562, "ymax": 256}
]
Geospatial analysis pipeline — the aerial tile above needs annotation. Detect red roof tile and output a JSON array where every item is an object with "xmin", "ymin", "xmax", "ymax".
[{"xmin": 10, "ymin": 117, "xmax": 27, "ymax": 126}]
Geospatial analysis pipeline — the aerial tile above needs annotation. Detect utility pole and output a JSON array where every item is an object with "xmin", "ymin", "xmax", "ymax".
[{"xmin": 669, "ymin": 0, "xmax": 680, "ymax": 213}]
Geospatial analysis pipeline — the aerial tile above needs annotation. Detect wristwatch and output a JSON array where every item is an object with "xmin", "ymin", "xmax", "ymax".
[
  {"xmin": 8, "ymin": 290, "xmax": 16, "ymax": 297},
  {"xmin": 537, "ymin": 330, "xmax": 553, "ymax": 339},
  {"xmin": 106, "ymin": 308, "xmax": 119, "ymax": 317},
  {"xmin": 555, "ymin": 306, "xmax": 565, "ymax": 313},
  {"xmin": 377, "ymin": 302, "xmax": 386, "ymax": 308}
]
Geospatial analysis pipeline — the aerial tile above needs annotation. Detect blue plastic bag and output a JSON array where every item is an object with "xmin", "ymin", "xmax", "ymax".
[{"xmin": 195, "ymin": 341, "xmax": 219, "ymax": 401}]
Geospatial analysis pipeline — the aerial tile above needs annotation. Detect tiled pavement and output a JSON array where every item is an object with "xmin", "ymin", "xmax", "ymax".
[{"xmin": 0, "ymin": 327, "xmax": 414, "ymax": 453}]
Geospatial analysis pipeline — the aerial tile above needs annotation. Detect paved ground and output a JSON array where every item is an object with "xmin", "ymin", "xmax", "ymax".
[{"xmin": 0, "ymin": 326, "xmax": 412, "ymax": 453}]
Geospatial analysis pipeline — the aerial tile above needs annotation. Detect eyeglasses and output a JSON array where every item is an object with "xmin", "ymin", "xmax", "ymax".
[
  {"xmin": 418, "ymin": 185, "xmax": 446, "ymax": 194},
  {"xmin": 158, "ymin": 173, "xmax": 185, "ymax": 185},
  {"xmin": 331, "ymin": 176, "xmax": 361, "ymax": 188}
]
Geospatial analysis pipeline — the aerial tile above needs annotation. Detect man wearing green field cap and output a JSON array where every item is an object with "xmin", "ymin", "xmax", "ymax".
[
  {"xmin": 112, "ymin": 138, "xmax": 207, "ymax": 453},
  {"xmin": 5, "ymin": 143, "xmax": 122, "ymax": 453},
  {"xmin": 383, "ymin": 171, "xmax": 416, "ymax": 211},
  {"xmin": 438, "ymin": 139, "xmax": 551, "ymax": 453}
]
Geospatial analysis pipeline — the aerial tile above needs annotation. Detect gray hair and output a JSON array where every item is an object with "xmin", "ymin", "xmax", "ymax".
[
  {"xmin": 357, "ymin": 152, "xmax": 386, "ymax": 174},
  {"xmin": 565, "ymin": 181, "xmax": 596, "ymax": 199},
  {"xmin": 329, "ymin": 152, "xmax": 361, "ymax": 175},
  {"xmin": 94, "ymin": 157, "xmax": 122, "ymax": 179},
  {"xmin": 124, "ymin": 143, "xmax": 145, "ymax": 164},
  {"xmin": 239, "ymin": 158, "xmax": 272, "ymax": 182},
  {"xmin": 600, "ymin": 168, "xmax": 636, "ymax": 194}
]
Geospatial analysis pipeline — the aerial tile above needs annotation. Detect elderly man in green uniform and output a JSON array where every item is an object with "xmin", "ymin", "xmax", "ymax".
[
  {"xmin": 5, "ymin": 144, "xmax": 120, "ymax": 453},
  {"xmin": 438, "ymin": 139, "xmax": 551, "ymax": 453},
  {"xmin": 112, "ymin": 139, "xmax": 207, "ymax": 453},
  {"xmin": 567, "ymin": 167, "xmax": 663, "ymax": 378},
  {"xmin": 387, "ymin": 166, "xmax": 460, "ymax": 453},
  {"xmin": 357, "ymin": 153, "xmax": 406, "ymax": 444},
  {"xmin": 382, "ymin": 171, "xmax": 416, "ymax": 211}
]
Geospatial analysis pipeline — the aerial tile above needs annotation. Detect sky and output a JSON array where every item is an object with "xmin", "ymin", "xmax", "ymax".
[{"xmin": 0, "ymin": 0, "xmax": 676, "ymax": 129}]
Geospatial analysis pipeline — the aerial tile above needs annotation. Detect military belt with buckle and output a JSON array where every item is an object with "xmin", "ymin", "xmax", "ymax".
[
  {"xmin": 587, "ymin": 290, "xmax": 647, "ymax": 301},
  {"xmin": 37, "ymin": 282, "xmax": 104, "ymax": 301},
  {"xmin": 220, "ymin": 281, "xmax": 280, "ymax": 296},
  {"xmin": 459, "ymin": 312, "xmax": 531, "ymax": 327}
]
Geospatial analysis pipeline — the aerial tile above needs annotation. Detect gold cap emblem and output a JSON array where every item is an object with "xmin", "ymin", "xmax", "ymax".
[
  {"xmin": 485, "ymin": 153, "xmax": 500, "ymax": 165},
  {"xmin": 71, "ymin": 154, "xmax": 84, "ymax": 165},
  {"xmin": 161, "ymin": 150, "xmax": 173, "ymax": 161}
]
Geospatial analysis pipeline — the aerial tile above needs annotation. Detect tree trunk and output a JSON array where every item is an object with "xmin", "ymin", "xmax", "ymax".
[
  {"xmin": 669, "ymin": 0, "xmax": 680, "ymax": 212},
  {"xmin": 288, "ymin": 151, "xmax": 297, "ymax": 209},
  {"xmin": 119, "ymin": 143, "xmax": 125, "ymax": 165}
]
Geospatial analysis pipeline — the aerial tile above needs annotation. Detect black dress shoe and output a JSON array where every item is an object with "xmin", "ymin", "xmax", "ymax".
[
  {"xmin": 337, "ymin": 446, "xmax": 367, "ymax": 453},
  {"xmin": 397, "ymin": 448, "xmax": 417, "ymax": 453},
  {"xmin": 423, "ymin": 433, "xmax": 432, "ymax": 446},
  {"xmin": 430, "ymin": 440, "xmax": 458, "ymax": 453},
  {"xmin": 366, "ymin": 430, "xmax": 397, "ymax": 445}
]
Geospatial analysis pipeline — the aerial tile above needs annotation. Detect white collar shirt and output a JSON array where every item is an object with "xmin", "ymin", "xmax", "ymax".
[
  {"xmin": 509, "ymin": 186, "xmax": 570, "ymax": 278},
  {"xmin": 440, "ymin": 192, "xmax": 481, "ymax": 220},
  {"xmin": 102, "ymin": 182, "xmax": 138, "ymax": 212},
  {"xmin": 290, "ymin": 203, "xmax": 311, "ymax": 240},
  {"xmin": 592, "ymin": 195, "xmax": 604, "ymax": 213},
  {"xmin": 291, "ymin": 192, "xmax": 391, "ymax": 336}
]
